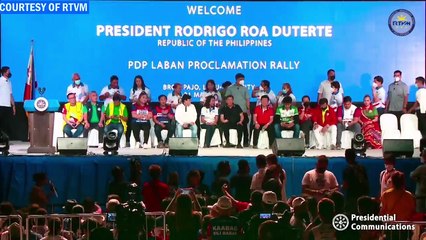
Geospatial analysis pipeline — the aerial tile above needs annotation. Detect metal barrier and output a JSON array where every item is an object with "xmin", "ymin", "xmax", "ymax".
[
  {"xmin": 26, "ymin": 214, "xmax": 104, "ymax": 240},
  {"xmin": 0, "ymin": 215, "xmax": 23, "ymax": 240},
  {"xmin": 145, "ymin": 211, "xmax": 167, "ymax": 240}
]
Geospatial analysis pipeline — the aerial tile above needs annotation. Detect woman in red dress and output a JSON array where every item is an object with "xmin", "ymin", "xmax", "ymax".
[{"xmin": 359, "ymin": 95, "xmax": 382, "ymax": 149}]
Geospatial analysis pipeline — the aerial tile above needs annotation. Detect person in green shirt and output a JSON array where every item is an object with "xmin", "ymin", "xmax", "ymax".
[
  {"xmin": 274, "ymin": 96, "xmax": 300, "ymax": 138},
  {"xmin": 104, "ymin": 94, "xmax": 129, "ymax": 142},
  {"xmin": 83, "ymin": 91, "xmax": 104, "ymax": 144}
]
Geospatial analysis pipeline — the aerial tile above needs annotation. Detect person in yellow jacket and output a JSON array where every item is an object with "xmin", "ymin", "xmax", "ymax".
[
  {"xmin": 104, "ymin": 94, "xmax": 128, "ymax": 142},
  {"xmin": 62, "ymin": 93, "xmax": 84, "ymax": 137}
]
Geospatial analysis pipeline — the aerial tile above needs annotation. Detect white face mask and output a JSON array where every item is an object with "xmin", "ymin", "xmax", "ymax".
[
  {"xmin": 372, "ymin": 82, "xmax": 378, "ymax": 88},
  {"xmin": 394, "ymin": 77, "xmax": 401, "ymax": 82},
  {"xmin": 239, "ymin": 80, "xmax": 245, "ymax": 86}
]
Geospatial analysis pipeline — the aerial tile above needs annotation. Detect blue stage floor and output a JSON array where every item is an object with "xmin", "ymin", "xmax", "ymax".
[{"xmin": 0, "ymin": 155, "xmax": 421, "ymax": 208}]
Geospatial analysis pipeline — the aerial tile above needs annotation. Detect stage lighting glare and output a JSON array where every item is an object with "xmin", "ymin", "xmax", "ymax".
[
  {"xmin": 0, "ymin": 131, "xmax": 10, "ymax": 156},
  {"xmin": 103, "ymin": 130, "xmax": 119, "ymax": 155},
  {"xmin": 351, "ymin": 133, "xmax": 366, "ymax": 157}
]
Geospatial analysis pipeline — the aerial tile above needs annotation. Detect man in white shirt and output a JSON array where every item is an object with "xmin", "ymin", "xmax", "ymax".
[
  {"xmin": 66, "ymin": 73, "xmax": 89, "ymax": 103},
  {"xmin": 336, "ymin": 96, "xmax": 361, "ymax": 149},
  {"xmin": 317, "ymin": 69, "xmax": 344, "ymax": 104},
  {"xmin": 167, "ymin": 83, "xmax": 183, "ymax": 113},
  {"xmin": 372, "ymin": 75, "xmax": 386, "ymax": 116},
  {"xmin": 175, "ymin": 94, "xmax": 197, "ymax": 138},
  {"xmin": 99, "ymin": 75, "xmax": 126, "ymax": 106},
  {"xmin": 302, "ymin": 155, "xmax": 339, "ymax": 201},
  {"xmin": 0, "ymin": 66, "xmax": 15, "ymax": 136},
  {"xmin": 251, "ymin": 80, "xmax": 276, "ymax": 106},
  {"xmin": 408, "ymin": 76, "xmax": 426, "ymax": 138}
]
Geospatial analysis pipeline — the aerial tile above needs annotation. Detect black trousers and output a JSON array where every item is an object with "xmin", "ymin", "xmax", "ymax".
[
  {"xmin": 201, "ymin": 124, "xmax": 217, "ymax": 147},
  {"xmin": 154, "ymin": 122, "xmax": 175, "ymax": 144},
  {"xmin": 131, "ymin": 122, "xmax": 151, "ymax": 144},
  {"xmin": 0, "ymin": 106, "xmax": 13, "ymax": 137},
  {"xmin": 252, "ymin": 124, "xmax": 275, "ymax": 147},
  {"xmin": 417, "ymin": 110, "xmax": 426, "ymax": 138},
  {"xmin": 222, "ymin": 122, "xmax": 243, "ymax": 145},
  {"xmin": 83, "ymin": 122, "xmax": 104, "ymax": 143},
  {"xmin": 242, "ymin": 113, "xmax": 250, "ymax": 145},
  {"xmin": 300, "ymin": 120, "xmax": 313, "ymax": 145},
  {"xmin": 388, "ymin": 111, "xmax": 403, "ymax": 130}
]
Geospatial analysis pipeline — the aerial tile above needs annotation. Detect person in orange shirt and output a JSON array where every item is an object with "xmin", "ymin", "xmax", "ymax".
[{"xmin": 380, "ymin": 171, "xmax": 415, "ymax": 239}]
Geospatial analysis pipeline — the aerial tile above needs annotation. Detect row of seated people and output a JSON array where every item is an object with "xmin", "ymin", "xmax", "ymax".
[{"xmin": 62, "ymin": 88, "xmax": 384, "ymax": 150}]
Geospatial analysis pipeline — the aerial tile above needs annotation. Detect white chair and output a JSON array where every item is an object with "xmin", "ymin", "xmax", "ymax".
[
  {"xmin": 380, "ymin": 113, "xmax": 401, "ymax": 143},
  {"xmin": 341, "ymin": 130, "xmax": 354, "ymax": 149},
  {"xmin": 280, "ymin": 130, "xmax": 303, "ymax": 138},
  {"xmin": 199, "ymin": 128, "xmax": 221, "ymax": 147},
  {"xmin": 308, "ymin": 130, "xmax": 317, "ymax": 148},
  {"xmin": 250, "ymin": 130, "xmax": 269, "ymax": 149},
  {"xmin": 130, "ymin": 130, "xmax": 152, "ymax": 148},
  {"xmin": 223, "ymin": 129, "xmax": 244, "ymax": 146},
  {"xmin": 52, "ymin": 112, "xmax": 65, "ymax": 146},
  {"xmin": 400, "ymin": 114, "xmax": 422, "ymax": 148},
  {"xmin": 87, "ymin": 129, "xmax": 99, "ymax": 147}
]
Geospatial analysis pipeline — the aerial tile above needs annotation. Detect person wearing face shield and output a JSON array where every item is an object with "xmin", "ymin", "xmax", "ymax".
[
  {"xmin": 317, "ymin": 69, "xmax": 344, "ymax": 105},
  {"xmin": 66, "ymin": 73, "xmax": 89, "ymax": 104},
  {"xmin": 410, "ymin": 150, "xmax": 426, "ymax": 213},
  {"xmin": 301, "ymin": 155, "xmax": 339, "ymax": 201},
  {"xmin": 252, "ymin": 80, "xmax": 276, "ymax": 106},
  {"xmin": 379, "ymin": 154, "xmax": 397, "ymax": 196},
  {"xmin": 385, "ymin": 70, "xmax": 408, "ymax": 130},
  {"xmin": 0, "ymin": 66, "xmax": 15, "ymax": 137}
]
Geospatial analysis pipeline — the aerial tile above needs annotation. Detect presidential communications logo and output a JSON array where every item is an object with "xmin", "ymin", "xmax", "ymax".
[
  {"xmin": 388, "ymin": 9, "xmax": 415, "ymax": 36},
  {"xmin": 332, "ymin": 214, "xmax": 416, "ymax": 232}
]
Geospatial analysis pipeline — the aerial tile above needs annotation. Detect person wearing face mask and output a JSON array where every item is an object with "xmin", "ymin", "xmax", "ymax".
[
  {"xmin": 408, "ymin": 76, "xmax": 426, "ymax": 138},
  {"xmin": 379, "ymin": 154, "xmax": 397, "ymax": 196},
  {"xmin": 317, "ymin": 69, "xmax": 344, "ymax": 104},
  {"xmin": 299, "ymin": 95, "xmax": 314, "ymax": 148},
  {"xmin": 276, "ymin": 82, "xmax": 297, "ymax": 108},
  {"xmin": 329, "ymin": 81, "xmax": 343, "ymax": 108},
  {"xmin": 301, "ymin": 155, "xmax": 339, "ymax": 201},
  {"xmin": 0, "ymin": 66, "xmax": 15, "ymax": 137},
  {"xmin": 372, "ymin": 75, "xmax": 386, "ymax": 116},
  {"xmin": 252, "ymin": 80, "xmax": 276, "ymax": 106},
  {"xmin": 66, "ymin": 73, "xmax": 89, "ymax": 104},
  {"xmin": 312, "ymin": 98, "xmax": 338, "ymax": 150},
  {"xmin": 410, "ymin": 150, "xmax": 426, "ymax": 213},
  {"xmin": 385, "ymin": 70, "xmax": 408, "ymax": 130},
  {"xmin": 226, "ymin": 73, "xmax": 250, "ymax": 147}
]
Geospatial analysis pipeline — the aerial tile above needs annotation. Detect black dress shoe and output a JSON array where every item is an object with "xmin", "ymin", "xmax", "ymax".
[{"xmin": 237, "ymin": 144, "xmax": 243, "ymax": 149}]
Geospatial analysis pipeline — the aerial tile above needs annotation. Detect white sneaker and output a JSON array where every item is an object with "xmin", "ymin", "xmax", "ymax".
[
  {"xmin": 143, "ymin": 143, "xmax": 149, "ymax": 149},
  {"xmin": 134, "ymin": 142, "xmax": 141, "ymax": 149}
]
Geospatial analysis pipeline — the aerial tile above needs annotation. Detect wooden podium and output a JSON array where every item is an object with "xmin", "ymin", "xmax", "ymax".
[{"xmin": 24, "ymin": 99, "xmax": 60, "ymax": 154}]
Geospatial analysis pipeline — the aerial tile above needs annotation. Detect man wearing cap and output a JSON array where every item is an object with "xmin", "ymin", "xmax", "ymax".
[
  {"xmin": 207, "ymin": 196, "xmax": 240, "ymax": 239},
  {"xmin": 175, "ymin": 94, "xmax": 197, "ymax": 138},
  {"xmin": 66, "ymin": 73, "xmax": 89, "ymax": 103},
  {"xmin": 302, "ymin": 155, "xmax": 339, "ymax": 201},
  {"xmin": 62, "ymin": 93, "xmax": 84, "ymax": 138},
  {"xmin": 100, "ymin": 75, "xmax": 126, "ymax": 106},
  {"xmin": 103, "ymin": 94, "xmax": 128, "ymax": 142}
]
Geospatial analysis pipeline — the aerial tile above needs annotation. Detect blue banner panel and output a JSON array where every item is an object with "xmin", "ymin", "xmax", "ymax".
[{"xmin": 1, "ymin": 1, "xmax": 424, "ymax": 101}]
